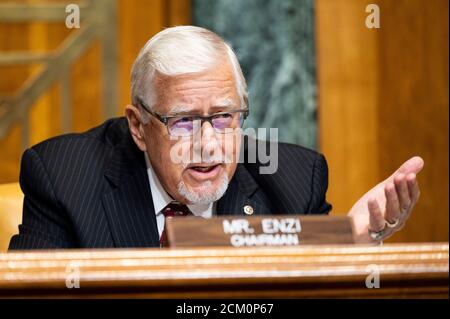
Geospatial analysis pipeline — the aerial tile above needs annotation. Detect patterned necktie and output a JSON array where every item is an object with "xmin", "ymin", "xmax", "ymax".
[{"xmin": 160, "ymin": 202, "xmax": 193, "ymax": 247}]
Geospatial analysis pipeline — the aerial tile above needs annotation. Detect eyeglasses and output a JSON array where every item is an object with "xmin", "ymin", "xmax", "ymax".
[{"xmin": 137, "ymin": 97, "xmax": 249, "ymax": 137}]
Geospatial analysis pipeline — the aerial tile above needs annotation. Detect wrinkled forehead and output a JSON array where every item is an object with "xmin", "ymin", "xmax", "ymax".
[{"xmin": 152, "ymin": 61, "xmax": 240, "ymax": 114}]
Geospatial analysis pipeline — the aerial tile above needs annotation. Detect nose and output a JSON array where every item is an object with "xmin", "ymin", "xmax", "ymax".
[
  {"xmin": 199, "ymin": 120, "xmax": 220, "ymax": 161},
  {"xmin": 201, "ymin": 119, "xmax": 216, "ymax": 137}
]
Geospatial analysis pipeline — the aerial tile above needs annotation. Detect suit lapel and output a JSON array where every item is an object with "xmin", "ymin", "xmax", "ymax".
[
  {"xmin": 217, "ymin": 164, "xmax": 270, "ymax": 217},
  {"xmin": 102, "ymin": 133, "xmax": 160, "ymax": 248}
]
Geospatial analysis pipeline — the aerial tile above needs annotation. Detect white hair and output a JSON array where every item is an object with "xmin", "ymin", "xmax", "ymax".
[{"xmin": 131, "ymin": 26, "xmax": 248, "ymax": 122}]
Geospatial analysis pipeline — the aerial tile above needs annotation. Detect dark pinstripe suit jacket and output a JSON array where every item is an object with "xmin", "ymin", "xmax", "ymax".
[{"xmin": 8, "ymin": 117, "xmax": 331, "ymax": 250}]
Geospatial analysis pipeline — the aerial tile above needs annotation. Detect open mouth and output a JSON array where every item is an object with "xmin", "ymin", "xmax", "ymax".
[
  {"xmin": 189, "ymin": 165, "xmax": 219, "ymax": 173},
  {"xmin": 186, "ymin": 163, "xmax": 222, "ymax": 181}
]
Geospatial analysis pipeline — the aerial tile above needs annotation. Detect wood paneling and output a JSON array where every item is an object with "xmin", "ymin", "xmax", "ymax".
[
  {"xmin": 316, "ymin": 0, "xmax": 449, "ymax": 242},
  {"xmin": 118, "ymin": 0, "xmax": 165, "ymax": 114},
  {"xmin": 316, "ymin": 0, "xmax": 380, "ymax": 217},
  {"xmin": 71, "ymin": 41, "xmax": 102, "ymax": 132},
  {"xmin": 377, "ymin": 0, "xmax": 449, "ymax": 242},
  {"xmin": 28, "ymin": 21, "xmax": 69, "ymax": 145},
  {"xmin": 167, "ymin": 0, "xmax": 191, "ymax": 26},
  {"xmin": 118, "ymin": 0, "xmax": 191, "ymax": 113},
  {"xmin": 0, "ymin": 243, "xmax": 448, "ymax": 298},
  {"xmin": 0, "ymin": 21, "xmax": 32, "ymax": 183}
]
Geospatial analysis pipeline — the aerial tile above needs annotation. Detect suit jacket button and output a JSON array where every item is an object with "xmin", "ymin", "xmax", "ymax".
[{"xmin": 243, "ymin": 205, "xmax": 254, "ymax": 215}]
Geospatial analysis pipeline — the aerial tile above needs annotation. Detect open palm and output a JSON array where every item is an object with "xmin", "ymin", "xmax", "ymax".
[{"xmin": 348, "ymin": 156, "xmax": 424, "ymax": 243}]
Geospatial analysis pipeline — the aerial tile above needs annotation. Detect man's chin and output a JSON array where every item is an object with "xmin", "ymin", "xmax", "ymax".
[{"xmin": 177, "ymin": 175, "xmax": 229, "ymax": 205}]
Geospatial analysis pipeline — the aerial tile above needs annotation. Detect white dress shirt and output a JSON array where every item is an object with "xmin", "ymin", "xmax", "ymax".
[{"xmin": 145, "ymin": 154, "xmax": 214, "ymax": 238}]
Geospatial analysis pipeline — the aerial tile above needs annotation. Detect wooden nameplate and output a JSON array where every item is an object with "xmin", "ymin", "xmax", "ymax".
[{"xmin": 165, "ymin": 215, "xmax": 355, "ymax": 248}]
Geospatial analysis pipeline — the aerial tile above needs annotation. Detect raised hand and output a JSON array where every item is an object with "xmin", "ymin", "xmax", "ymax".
[{"xmin": 348, "ymin": 156, "xmax": 424, "ymax": 243}]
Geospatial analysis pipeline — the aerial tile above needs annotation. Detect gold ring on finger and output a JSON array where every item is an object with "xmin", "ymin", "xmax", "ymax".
[{"xmin": 385, "ymin": 218, "xmax": 400, "ymax": 228}]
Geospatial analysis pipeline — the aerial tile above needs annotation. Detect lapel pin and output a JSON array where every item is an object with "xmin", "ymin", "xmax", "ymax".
[{"xmin": 243, "ymin": 205, "xmax": 254, "ymax": 215}]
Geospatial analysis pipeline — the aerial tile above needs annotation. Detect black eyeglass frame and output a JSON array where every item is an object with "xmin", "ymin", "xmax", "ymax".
[{"xmin": 136, "ymin": 97, "xmax": 250, "ymax": 136}]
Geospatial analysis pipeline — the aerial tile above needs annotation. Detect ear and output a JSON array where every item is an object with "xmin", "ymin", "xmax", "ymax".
[{"xmin": 125, "ymin": 105, "xmax": 147, "ymax": 152}]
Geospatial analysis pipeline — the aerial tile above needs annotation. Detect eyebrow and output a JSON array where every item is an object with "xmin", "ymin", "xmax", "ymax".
[
  {"xmin": 213, "ymin": 98, "xmax": 235, "ymax": 108},
  {"xmin": 169, "ymin": 105, "xmax": 193, "ymax": 114},
  {"xmin": 168, "ymin": 99, "xmax": 239, "ymax": 115}
]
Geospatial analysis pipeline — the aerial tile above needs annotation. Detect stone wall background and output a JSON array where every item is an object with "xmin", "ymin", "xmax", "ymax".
[{"xmin": 193, "ymin": 0, "xmax": 317, "ymax": 148}]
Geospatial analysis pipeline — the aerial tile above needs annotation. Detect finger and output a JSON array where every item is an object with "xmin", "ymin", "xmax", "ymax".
[
  {"xmin": 386, "ymin": 156, "xmax": 424, "ymax": 184},
  {"xmin": 394, "ymin": 174, "xmax": 411, "ymax": 213},
  {"xmin": 394, "ymin": 156, "xmax": 424, "ymax": 176},
  {"xmin": 368, "ymin": 198, "xmax": 385, "ymax": 232},
  {"xmin": 407, "ymin": 173, "xmax": 420, "ymax": 205},
  {"xmin": 393, "ymin": 174, "xmax": 420, "ymax": 231},
  {"xmin": 396, "ymin": 207, "xmax": 412, "ymax": 231},
  {"xmin": 384, "ymin": 182, "xmax": 401, "ymax": 223}
]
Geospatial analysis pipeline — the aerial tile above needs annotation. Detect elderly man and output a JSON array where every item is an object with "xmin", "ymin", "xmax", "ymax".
[{"xmin": 9, "ymin": 26, "xmax": 423, "ymax": 249}]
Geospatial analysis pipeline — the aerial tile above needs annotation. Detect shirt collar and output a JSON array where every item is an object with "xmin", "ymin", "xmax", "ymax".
[{"xmin": 145, "ymin": 153, "xmax": 213, "ymax": 218}]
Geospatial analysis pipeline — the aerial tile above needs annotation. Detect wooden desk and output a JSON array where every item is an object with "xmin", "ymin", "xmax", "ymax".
[{"xmin": 0, "ymin": 243, "xmax": 448, "ymax": 298}]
